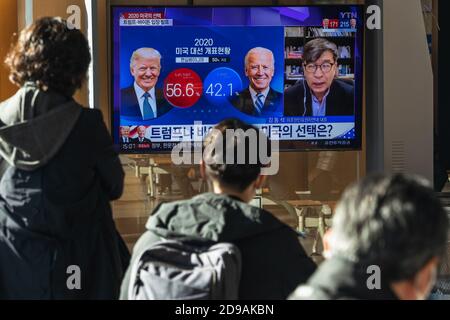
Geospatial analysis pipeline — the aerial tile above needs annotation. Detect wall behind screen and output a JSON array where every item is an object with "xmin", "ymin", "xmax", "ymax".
[
  {"xmin": 16, "ymin": 0, "xmax": 89, "ymax": 107},
  {"xmin": 0, "ymin": 0, "xmax": 18, "ymax": 101}
]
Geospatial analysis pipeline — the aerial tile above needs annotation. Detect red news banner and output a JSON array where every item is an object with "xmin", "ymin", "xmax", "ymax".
[{"xmin": 121, "ymin": 12, "xmax": 165, "ymax": 19}]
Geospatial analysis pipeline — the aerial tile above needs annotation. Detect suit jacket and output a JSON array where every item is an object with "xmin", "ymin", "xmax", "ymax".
[
  {"xmin": 120, "ymin": 86, "xmax": 172, "ymax": 120},
  {"xmin": 120, "ymin": 136, "xmax": 132, "ymax": 144},
  {"xmin": 230, "ymin": 88, "xmax": 283, "ymax": 117},
  {"xmin": 133, "ymin": 137, "xmax": 151, "ymax": 144},
  {"xmin": 284, "ymin": 79, "xmax": 354, "ymax": 117}
]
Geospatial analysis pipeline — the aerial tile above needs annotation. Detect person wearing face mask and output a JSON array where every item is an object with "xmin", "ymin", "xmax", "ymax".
[
  {"xmin": 121, "ymin": 48, "xmax": 172, "ymax": 121},
  {"xmin": 284, "ymin": 38, "xmax": 354, "ymax": 117},
  {"xmin": 289, "ymin": 173, "xmax": 448, "ymax": 300},
  {"xmin": 230, "ymin": 47, "xmax": 283, "ymax": 117}
]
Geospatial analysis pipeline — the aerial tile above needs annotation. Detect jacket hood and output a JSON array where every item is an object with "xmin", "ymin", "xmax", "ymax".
[
  {"xmin": 146, "ymin": 192, "xmax": 286, "ymax": 243},
  {"xmin": 0, "ymin": 83, "xmax": 82, "ymax": 171},
  {"xmin": 295, "ymin": 255, "xmax": 399, "ymax": 300}
]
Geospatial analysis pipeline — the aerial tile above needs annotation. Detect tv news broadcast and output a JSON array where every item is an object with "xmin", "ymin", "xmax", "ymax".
[{"xmin": 111, "ymin": 6, "xmax": 363, "ymax": 153}]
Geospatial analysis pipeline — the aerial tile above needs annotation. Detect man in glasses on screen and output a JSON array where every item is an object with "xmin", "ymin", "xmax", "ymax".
[
  {"xmin": 121, "ymin": 48, "xmax": 172, "ymax": 121},
  {"xmin": 230, "ymin": 47, "xmax": 283, "ymax": 117},
  {"xmin": 284, "ymin": 38, "xmax": 354, "ymax": 117}
]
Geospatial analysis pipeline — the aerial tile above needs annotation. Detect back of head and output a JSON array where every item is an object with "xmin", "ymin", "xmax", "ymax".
[
  {"xmin": 5, "ymin": 17, "xmax": 91, "ymax": 97},
  {"xmin": 202, "ymin": 118, "xmax": 270, "ymax": 192},
  {"xmin": 330, "ymin": 173, "xmax": 448, "ymax": 282}
]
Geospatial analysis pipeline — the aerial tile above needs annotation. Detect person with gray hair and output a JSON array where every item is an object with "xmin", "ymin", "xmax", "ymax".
[
  {"xmin": 284, "ymin": 38, "xmax": 354, "ymax": 117},
  {"xmin": 121, "ymin": 47, "xmax": 171, "ymax": 120},
  {"xmin": 230, "ymin": 47, "xmax": 283, "ymax": 117},
  {"xmin": 290, "ymin": 173, "xmax": 449, "ymax": 300}
]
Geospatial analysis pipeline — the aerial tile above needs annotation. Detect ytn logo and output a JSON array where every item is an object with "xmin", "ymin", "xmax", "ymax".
[{"xmin": 339, "ymin": 12, "xmax": 358, "ymax": 20}]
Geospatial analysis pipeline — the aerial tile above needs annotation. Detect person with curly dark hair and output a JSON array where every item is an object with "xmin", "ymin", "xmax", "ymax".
[{"xmin": 0, "ymin": 17, "xmax": 130, "ymax": 299}]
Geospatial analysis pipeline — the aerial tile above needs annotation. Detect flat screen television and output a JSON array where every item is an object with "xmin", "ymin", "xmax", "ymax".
[{"xmin": 111, "ymin": 5, "xmax": 364, "ymax": 153}]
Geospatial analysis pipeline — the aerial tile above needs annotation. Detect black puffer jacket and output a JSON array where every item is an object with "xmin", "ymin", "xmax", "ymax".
[
  {"xmin": 0, "ymin": 84, "xmax": 130, "ymax": 299},
  {"xmin": 120, "ymin": 192, "xmax": 316, "ymax": 300}
]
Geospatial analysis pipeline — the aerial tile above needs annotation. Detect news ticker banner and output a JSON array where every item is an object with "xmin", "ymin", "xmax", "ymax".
[{"xmin": 123, "ymin": 122, "xmax": 355, "ymax": 143}]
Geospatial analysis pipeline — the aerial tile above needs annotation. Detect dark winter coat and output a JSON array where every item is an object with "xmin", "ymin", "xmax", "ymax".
[
  {"xmin": 289, "ymin": 256, "xmax": 399, "ymax": 300},
  {"xmin": 0, "ymin": 84, "xmax": 130, "ymax": 299},
  {"xmin": 120, "ymin": 192, "xmax": 316, "ymax": 300}
]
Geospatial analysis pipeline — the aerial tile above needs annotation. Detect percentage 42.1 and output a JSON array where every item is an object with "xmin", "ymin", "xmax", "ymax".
[{"xmin": 204, "ymin": 83, "xmax": 233, "ymax": 97}]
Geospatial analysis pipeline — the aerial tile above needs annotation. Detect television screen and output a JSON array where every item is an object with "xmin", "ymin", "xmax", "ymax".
[{"xmin": 111, "ymin": 5, "xmax": 363, "ymax": 153}]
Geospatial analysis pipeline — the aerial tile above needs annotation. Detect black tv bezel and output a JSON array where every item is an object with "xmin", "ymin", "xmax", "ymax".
[{"xmin": 109, "ymin": 4, "xmax": 365, "ymax": 154}]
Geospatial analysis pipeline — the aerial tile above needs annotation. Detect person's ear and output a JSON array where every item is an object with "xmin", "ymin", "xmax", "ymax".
[
  {"xmin": 413, "ymin": 257, "xmax": 439, "ymax": 300},
  {"xmin": 254, "ymin": 174, "xmax": 267, "ymax": 189},
  {"xmin": 199, "ymin": 160, "xmax": 206, "ymax": 181},
  {"xmin": 323, "ymin": 229, "xmax": 333, "ymax": 259}
]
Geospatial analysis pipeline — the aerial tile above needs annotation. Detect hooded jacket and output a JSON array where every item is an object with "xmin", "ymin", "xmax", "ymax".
[
  {"xmin": 0, "ymin": 84, "xmax": 130, "ymax": 299},
  {"xmin": 289, "ymin": 256, "xmax": 399, "ymax": 300},
  {"xmin": 120, "ymin": 192, "xmax": 316, "ymax": 300}
]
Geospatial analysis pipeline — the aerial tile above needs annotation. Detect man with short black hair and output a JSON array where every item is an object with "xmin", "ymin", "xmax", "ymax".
[
  {"xmin": 289, "ymin": 174, "xmax": 449, "ymax": 300},
  {"xmin": 121, "ymin": 118, "xmax": 316, "ymax": 300},
  {"xmin": 284, "ymin": 38, "xmax": 354, "ymax": 117}
]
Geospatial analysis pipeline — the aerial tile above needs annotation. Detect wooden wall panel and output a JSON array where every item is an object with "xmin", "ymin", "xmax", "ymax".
[
  {"xmin": 0, "ymin": 0, "xmax": 18, "ymax": 101},
  {"xmin": 31, "ymin": 0, "xmax": 89, "ymax": 106}
]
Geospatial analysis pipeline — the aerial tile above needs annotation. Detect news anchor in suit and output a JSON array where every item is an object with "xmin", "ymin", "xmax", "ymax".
[
  {"xmin": 119, "ymin": 126, "xmax": 132, "ymax": 143},
  {"xmin": 284, "ymin": 38, "xmax": 354, "ymax": 117},
  {"xmin": 121, "ymin": 48, "xmax": 172, "ymax": 120},
  {"xmin": 231, "ymin": 47, "xmax": 283, "ymax": 117}
]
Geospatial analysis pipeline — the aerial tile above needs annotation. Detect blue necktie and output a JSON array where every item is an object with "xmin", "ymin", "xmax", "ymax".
[
  {"xmin": 255, "ymin": 93, "xmax": 264, "ymax": 115},
  {"xmin": 142, "ymin": 92, "xmax": 155, "ymax": 120}
]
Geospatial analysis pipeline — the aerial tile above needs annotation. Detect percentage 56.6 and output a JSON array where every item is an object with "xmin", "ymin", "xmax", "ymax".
[
  {"xmin": 165, "ymin": 83, "xmax": 196, "ymax": 98},
  {"xmin": 163, "ymin": 68, "xmax": 202, "ymax": 108}
]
